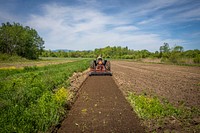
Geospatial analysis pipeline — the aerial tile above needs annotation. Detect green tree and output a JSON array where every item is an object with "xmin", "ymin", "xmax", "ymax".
[
  {"xmin": 0, "ymin": 22, "xmax": 44, "ymax": 59},
  {"xmin": 172, "ymin": 45, "xmax": 184, "ymax": 52},
  {"xmin": 160, "ymin": 43, "xmax": 170, "ymax": 53}
]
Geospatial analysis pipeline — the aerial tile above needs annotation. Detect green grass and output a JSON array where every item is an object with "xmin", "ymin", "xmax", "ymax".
[
  {"xmin": 127, "ymin": 92, "xmax": 183, "ymax": 119},
  {"xmin": 127, "ymin": 92, "xmax": 200, "ymax": 132},
  {"xmin": 0, "ymin": 59, "xmax": 90, "ymax": 132},
  {"xmin": 0, "ymin": 53, "xmax": 28, "ymax": 62}
]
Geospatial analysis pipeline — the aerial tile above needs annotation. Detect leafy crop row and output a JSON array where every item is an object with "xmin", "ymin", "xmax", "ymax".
[{"xmin": 0, "ymin": 60, "xmax": 90, "ymax": 132}]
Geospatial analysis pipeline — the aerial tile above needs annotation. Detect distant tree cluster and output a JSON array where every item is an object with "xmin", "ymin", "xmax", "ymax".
[
  {"xmin": 158, "ymin": 43, "xmax": 200, "ymax": 63},
  {"xmin": 42, "ymin": 46, "xmax": 152, "ymax": 59},
  {"xmin": 42, "ymin": 44, "xmax": 200, "ymax": 64},
  {"xmin": 0, "ymin": 22, "xmax": 44, "ymax": 59}
]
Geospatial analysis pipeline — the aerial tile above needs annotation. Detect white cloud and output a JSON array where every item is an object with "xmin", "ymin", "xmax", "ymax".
[
  {"xmin": 175, "ymin": 8, "xmax": 200, "ymax": 21},
  {"xmin": 113, "ymin": 26, "xmax": 139, "ymax": 31},
  {"xmin": 127, "ymin": 0, "xmax": 200, "ymax": 25},
  {"xmin": 137, "ymin": 18, "xmax": 156, "ymax": 25},
  {"xmin": 26, "ymin": 3, "xmax": 169, "ymax": 51},
  {"xmin": 1, "ymin": 1, "xmax": 191, "ymax": 51}
]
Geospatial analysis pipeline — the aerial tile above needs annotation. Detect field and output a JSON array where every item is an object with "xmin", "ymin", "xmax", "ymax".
[
  {"xmin": 58, "ymin": 76, "xmax": 144, "ymax": 133},
  {"xmin": 56, "ymin": 60, "xmax": 200, "ymax": 133},
  {"xmin": 0, "ymin": 58, "xmax": 199, "ymax": 132},
  {"xmin": 0, "ymin": 58, "xmax": 90, "ymax": 132},
  {"xmin": 0, "ymin": 57, "xmax": 81, "ymax": 69},
  {"xmin": 112, "ymin": 61, "xmax": 200, "ymax": 132}
]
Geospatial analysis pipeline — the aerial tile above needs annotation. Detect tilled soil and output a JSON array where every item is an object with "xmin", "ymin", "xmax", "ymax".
[
  {"xmin": 111, "ymin": 61, "xmax": 200, "ymax": 132},
  {"xmin": 58, "ymin": 76, "xmax": 144, "ymax": 133},
  {"xmin": 112, "ymin": 61, "xmax": 200, "ymax": 108}
]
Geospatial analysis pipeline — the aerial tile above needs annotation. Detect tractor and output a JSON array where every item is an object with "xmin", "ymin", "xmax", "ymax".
[{"xmin": 89, "ymin": 56, "xmax": 112, "ymax": 76}]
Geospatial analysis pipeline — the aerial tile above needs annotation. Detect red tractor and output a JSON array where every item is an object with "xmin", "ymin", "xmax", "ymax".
[{"xmin": 89, "ymin": 56, "xmax": 112, "ymax": 76}]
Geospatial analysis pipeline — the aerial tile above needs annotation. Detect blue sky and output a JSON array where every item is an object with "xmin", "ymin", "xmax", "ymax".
[{"xmin": 0, "ymin": 0, "xmax": 200, "ymax": 51}]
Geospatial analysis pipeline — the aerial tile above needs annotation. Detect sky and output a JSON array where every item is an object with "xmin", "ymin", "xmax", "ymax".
[{"xmin": 0, "ymin": 0, "xmax": 200, "ymax": 51}]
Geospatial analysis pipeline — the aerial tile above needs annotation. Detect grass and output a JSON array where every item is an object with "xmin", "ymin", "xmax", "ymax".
[
  {"xmin": 0, "ymin": 56, "xmax": 80, "ymax": 69},
  {"xmin": 127, "ymin": 92, "xmax": 200, "ymax": 132},
  {"xmin": 0, "ymin": 53, "xmax": 28, "ymax": 62},
  {"xmin": 127, "ymin": 92, "xmax": 183, "ymax": 119},
  {"xmin": 0, "ymin": 59, "xmax": 90, "ymax": 132}
]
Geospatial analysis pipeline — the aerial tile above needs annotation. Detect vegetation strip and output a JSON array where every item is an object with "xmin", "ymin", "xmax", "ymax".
[
  {"xmin": 0, "ymin": 59, "xmax": 90, "ymax": 132},
  {"xmin": 127, "ymin": 92, "xmax": 200, "ymax": 131},
  {"xmin": 127, "ymin": 93, "xmax": 183, "ymax": 119}
]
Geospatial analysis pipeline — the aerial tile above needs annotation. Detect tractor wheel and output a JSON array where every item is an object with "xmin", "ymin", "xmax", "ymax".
[
  {"xmin": 105, "ymin": 61, "xmax": 111, "ymax": 71},
  {"xmin": 90, "ymin": 61, "xmax": 95, "ymax": 69}
]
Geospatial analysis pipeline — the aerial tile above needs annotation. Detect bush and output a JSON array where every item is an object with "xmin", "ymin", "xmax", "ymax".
[
  {"xmin": 169, "ymin": 52, "xmax": 181, "ymax": 63},
  {"xmin": 193, "ymin": 55, "xmax": 200, "ymax": 63},
  {"xmin": 0, "ymin": 53, "xmax": 27, "ymax": 61}
]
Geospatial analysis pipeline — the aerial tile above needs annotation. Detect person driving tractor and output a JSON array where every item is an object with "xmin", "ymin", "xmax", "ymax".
[
  {"xmin": 97, "ymin": 55, "xmax": 103, "ymax": 65},
  {"xmin": 89, "ymin": 54, "xmax": 112, "ymax": 76}
]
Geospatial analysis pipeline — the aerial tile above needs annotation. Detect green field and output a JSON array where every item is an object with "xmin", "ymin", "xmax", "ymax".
[
  {"xmin": 0, "ymin": 55, "xmax": 86, "ymax": 69},
  {"xmin": 0, "ymin": 59, "xmax": 90, "ymax": 132}
]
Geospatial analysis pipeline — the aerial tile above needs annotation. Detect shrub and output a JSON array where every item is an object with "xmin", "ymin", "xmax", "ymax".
[{"xmin": 193, "ymin": 55, "xmax": 200, "ymax": 63}]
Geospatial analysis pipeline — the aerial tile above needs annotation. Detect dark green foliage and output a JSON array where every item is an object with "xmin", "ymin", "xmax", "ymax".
[
  {"xmin": 0, "ymin": 22, "xmax": 44, "ymax": 59},
  {"xmin": 193, "ymin": 54, "xmax": 200, "ymax": 63},
  {"xmin": 159, "ymin": 43, "xmax": 200, "ymax": 64},
  {"xmin": 42, "ymin": 46, "xmax": 153, "ymax": 59},
  {"xmin": 41, "ymin": 43, "xmax": 200, "ymax": 64},
  {"xmin": 160, "ymin": 43, "xmax": 170, "ymax": 53}
]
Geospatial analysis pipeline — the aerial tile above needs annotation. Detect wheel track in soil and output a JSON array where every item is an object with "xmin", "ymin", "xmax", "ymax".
[{"xmin": 58, "ymin": 76, "xmax": 144, "ymax": 133}]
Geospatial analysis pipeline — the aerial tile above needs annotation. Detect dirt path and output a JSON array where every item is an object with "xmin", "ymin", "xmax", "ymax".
[{"xmin": 58, "ymin": 76, "xmax": 144, "ymax": 133}]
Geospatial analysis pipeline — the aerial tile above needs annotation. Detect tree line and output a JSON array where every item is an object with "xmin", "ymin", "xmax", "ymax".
[
  {"xmin": 0, "ymin": 22, "xmax": 199, "ymax": 63},
  {"xmin": 41, "ymin": 46, "xmax": 152, "ymax": 59},
  {"xmin": 0, "ymin": 22, "xmax": 44, "ymax": 59},
  {"xmin": 42, "ymin": 45, "xmax": 200, "ymax": 63}
]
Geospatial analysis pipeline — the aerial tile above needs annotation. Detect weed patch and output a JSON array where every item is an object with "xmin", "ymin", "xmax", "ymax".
[{"xmin": 127, "ymin": 92, "xmax": 183, "ymax": 119}]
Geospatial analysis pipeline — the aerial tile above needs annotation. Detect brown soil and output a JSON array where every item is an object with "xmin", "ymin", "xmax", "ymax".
[
  {"xmin": 112, "ymin": 61, "xmax": 200, "ymax": 107},
  {"xmin": 111, "ymin": 61, "xmax": 200, "ymax": 132},
  {"xmin": 58, "ymin": 76, "xmax": 144, "ymax": 133}
]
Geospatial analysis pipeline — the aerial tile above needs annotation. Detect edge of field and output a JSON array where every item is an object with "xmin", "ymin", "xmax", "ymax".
[{"xmin": 49, "ymin": 68, "xmax": 90, "ymax": 133}]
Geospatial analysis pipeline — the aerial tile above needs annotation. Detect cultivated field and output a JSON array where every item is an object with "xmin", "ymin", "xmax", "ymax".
[
  {"xmin": 58, "ymin": 76, "xmax": 144, "ymax": 133},
  {"xmin": 1, "ymin": 59, "xmax": 199, "ymax": 132},
  {"xmin": 112, "ymin": 61, "xmax": 200, "ymax": 132},
  {"xmin": 112, "ymin": 61, "xmax": 200, "ymax": 107}
]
